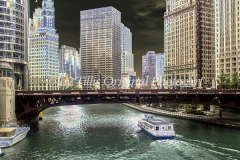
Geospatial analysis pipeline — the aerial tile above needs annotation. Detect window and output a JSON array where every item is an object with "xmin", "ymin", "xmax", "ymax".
[{"xmin": 156, "ymin": 126, "xmax": 159, "ymax": 130}]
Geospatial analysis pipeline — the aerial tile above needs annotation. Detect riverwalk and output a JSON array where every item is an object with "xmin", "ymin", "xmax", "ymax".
[{"xmin": 122, "ymin": 103, "xmax": 240, "ymax": 128}]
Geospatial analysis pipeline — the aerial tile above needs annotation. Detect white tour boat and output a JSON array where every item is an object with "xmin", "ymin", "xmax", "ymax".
[
  {"xmin": 0, "ymin": 123, "xmax": 30, "ymax": 147},
  {"xmin": 138, "ymin": 115, "xmax": 175, "ymax": 140}
]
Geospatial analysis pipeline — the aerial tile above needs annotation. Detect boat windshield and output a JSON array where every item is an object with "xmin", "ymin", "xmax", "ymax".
[{"xmin": 0, "ymin": 128, "xmax": 16, "ymax": 137}]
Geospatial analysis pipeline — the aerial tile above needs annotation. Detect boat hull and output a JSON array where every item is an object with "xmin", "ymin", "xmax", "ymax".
[
  {"xmin": 139, "ymin": 126, "xmax": 175, "ymax": 140},
  {"xmin": 10, "ymin": 128, "xmax": 30, "ymax": 147},
  {"xmin": 0, "ymin": 128, "xmax": 30, "ymax": 148}
]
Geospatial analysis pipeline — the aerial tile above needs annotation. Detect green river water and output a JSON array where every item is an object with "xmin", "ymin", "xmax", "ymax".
[{"xmin": 2, "ymin": 104, "xmax": 240, "ymax": 160}]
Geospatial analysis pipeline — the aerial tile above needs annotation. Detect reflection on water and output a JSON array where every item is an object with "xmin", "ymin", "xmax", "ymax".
[{"xmin": 2, "ymin": 104, "xmax": 240, "ymax": 160}]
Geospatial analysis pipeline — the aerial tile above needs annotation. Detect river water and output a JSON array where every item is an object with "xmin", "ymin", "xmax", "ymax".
[{"xmin": 2, "ymin": 104, "xmax": 240, "ymax": 160}]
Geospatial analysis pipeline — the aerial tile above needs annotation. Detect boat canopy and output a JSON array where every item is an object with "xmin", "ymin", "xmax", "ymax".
[{"xmin": 0, "ymin": 128, "xmax": 16, "ymax": 137}]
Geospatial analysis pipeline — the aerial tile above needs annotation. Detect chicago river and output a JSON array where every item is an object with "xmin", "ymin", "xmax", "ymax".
[{"xmin": 2, "ymin": 104, "xmax": 240, "ymax": 159}]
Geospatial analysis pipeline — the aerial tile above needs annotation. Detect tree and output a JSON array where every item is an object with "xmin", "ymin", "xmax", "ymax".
[
  {"xmin": 225, "ymin": 77, "xmax": 231, "ymax": 89},
  {"xmin": 169, "ymin": 103, "xmax": 179, "ymax": 110},
  {"xmin": 230, "ymin": 72, "xmax": 240, "ymax": 89},
  {"xmin": 218, "ymin": 72, "xmax": 230, "ymax": 89},
  {"xmin": 190, "ymin": 104, "xmax": 199, "ymax": 111}
]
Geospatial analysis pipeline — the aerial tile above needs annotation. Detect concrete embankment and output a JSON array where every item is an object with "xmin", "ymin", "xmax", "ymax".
[{"xmin": 122, "ymin": 103, "xmax": 240, "ymax": 129}]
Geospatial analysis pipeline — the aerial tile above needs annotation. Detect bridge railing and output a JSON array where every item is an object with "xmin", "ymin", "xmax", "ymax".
[{"xmin": 15, "ymin": 89, "xmax": 240, "ymax": 96}]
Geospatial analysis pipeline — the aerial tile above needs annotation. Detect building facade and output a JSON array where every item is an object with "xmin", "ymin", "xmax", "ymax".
[
  {"xmin": 142, "ymin": 51, "xmax": 156, "ymax": 87},
  {"xmin": 80, "ymin": 7, "xmax": 121, "ymax": 89},
  {"xmin": 59, "ymin": 45, "xmax": 80, "ymax": 80},
  {"xmin": 164, "ymin": 0, "xmax": 215, "ymax": 88},
  {"xmin": 215, "ymin": 0, "xmax": 240, "ymax": 79},
  {"xmin": 121, "ymin": 23, "xmax": 136, "ymax": 88},
  {"xmin": 30, "ymin": 7, "xmax": 41, "ymax": 32},
  {"xmin": 0, "ymin": 0, "xmax": 29, "ymax": 90},
  {"xmin": 156, "ymin": 53, "xmax": 164, "ymax": 85},
  {"xmin": 29, "ymin": 0, "xmax": 59, "ymax": 90},
  {"xmin": 79, "ymin": 47, "xmax": 81, "ymax": 77},
  {"xmin": 121, "ymin": 24, "xmax": 136, "ymax": 76}
]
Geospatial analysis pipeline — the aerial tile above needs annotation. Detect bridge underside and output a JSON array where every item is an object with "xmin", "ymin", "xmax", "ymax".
[{"xmin": 15, "ymin": 92, "xmax": 240, "ymax": 122}]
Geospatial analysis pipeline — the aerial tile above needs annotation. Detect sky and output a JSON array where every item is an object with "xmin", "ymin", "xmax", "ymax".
[{"xmin": 30, "ymin": 0, "xmax": 166, "ymax": 77}]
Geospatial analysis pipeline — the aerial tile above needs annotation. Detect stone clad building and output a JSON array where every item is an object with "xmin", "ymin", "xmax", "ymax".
[
  {"xmin": 164, "ymin": 0, "xmax": 215, "ymax": 88},
  {"xmin": 0, "ymin": 61, "xmax": 16, "ymax": 124},
  {"xmin": 29, "ymin": 0, "xmax": 59, "ymax": 90},
  {"xmin": 215, "ymin": 0, "xmax": 240, "ymax": 78}
]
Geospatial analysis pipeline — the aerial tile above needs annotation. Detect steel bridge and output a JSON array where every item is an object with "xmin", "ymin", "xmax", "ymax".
[{"xmin": 15, "ymin": 89, "xmax": 240, "ymax": 122}]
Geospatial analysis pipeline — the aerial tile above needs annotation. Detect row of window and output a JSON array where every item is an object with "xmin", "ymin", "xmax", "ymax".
[
  {"xmin": 0, "ymin": 69, "xmax": 12, "ymax": 77},
  {"xmin": 0, "ymin": 36, "xmax": 24, "ymax": 44}
]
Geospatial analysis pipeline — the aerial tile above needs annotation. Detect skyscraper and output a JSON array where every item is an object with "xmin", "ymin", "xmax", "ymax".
[
  {"xmin": 59, "ymin": 45, "xmax": 80, "ymax": 80},
  {"xmin": 30, "ymin": 7, "xmax": 42, "ymax": 32},
  {"xmin": 121, "ymin": 24, "xmax": 135, "ymax": 76},
  {"xmin": 215, "ymin": 0, "xmax": 239, "ymax": 78},
  {"xmin": 29, "ymin": 0, "xmax": 59, "ymax": 90},
  {"xmin": 80, "ymin": 7, "xmax": 121, "ymax": 89},
  {"xmin": 0, "ymin": 0, "xmax": 30, "ymax": 90},
  {"xmin": 121, "ymin": 24, "xmax": 136, "ymax": 88},
  {"xmin": 142, "ymin": 51, "xmax": 156, "ymax": 87},
  {"xmin": 164, "ymin": 0, "xmax": 215, "ymax": 88},
  {"xmin": 156, "ymin": 53, "xmax": 164, "ymax": 84}
]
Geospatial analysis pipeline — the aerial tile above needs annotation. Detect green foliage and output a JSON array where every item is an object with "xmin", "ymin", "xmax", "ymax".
[
  {"xmin": 218, "ymin": 72, "xmax": 240, "ymax": 89},
  {"xmin": 160, "ymin": 103, "xmax": 180, "ymax": 111},
  {"xmin": 218, "ymin": 72, "xmax": 230, "ymax": 89},
  {"xmin": 152, "ymin": 103, "xmax": 159, "ymax": 108},
  {"xmin": 185, "ymin": 104, "xmax": 199, "ymax": 112},
  {"xmin": 230, "ymin": 72, "xmax": 240, "ymax": 89},
  {"xmin": 168, "ymin": 103, "xmax": 179, "ymax": 110}
]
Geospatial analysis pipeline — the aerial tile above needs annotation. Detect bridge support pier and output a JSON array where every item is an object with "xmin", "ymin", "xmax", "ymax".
[
  {"xmin": 210, "ymin": 105, "xmax": 222, "ymax": 117},
  {"xmin": 210, "ymin": 105, "xmax": 216, "ymax": 112},
  {"xmin": 0, "ymin": 77, "xmax": 16, "ymax": 125}
]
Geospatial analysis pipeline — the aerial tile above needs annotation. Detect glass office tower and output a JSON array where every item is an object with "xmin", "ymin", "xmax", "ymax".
[
  {"xmin": 59, "ymin": 45, "xmax": 80, "ymax": 80},
  {"xmin": 80, "ymin": 7, "xmax": 121, "ymax": 89},
  {"xmin": 156, "ymin": 53, "xmax": 164, "ymax": 84},
  {"xmin": 142, "ymin": 51, "xmax": 156, "ymax": 87}
]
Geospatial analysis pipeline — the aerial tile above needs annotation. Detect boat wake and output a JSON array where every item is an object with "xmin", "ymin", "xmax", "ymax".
[
  {"xmin": 149, "ymin": 137, "xmax": 239, "ymax": 160},
  {"xmin": 150, "ymin": 140, "xmax": 223, "ymax": 160}
]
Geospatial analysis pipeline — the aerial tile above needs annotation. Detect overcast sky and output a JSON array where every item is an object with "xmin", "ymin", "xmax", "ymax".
[{"xmin": 30, "ymin": 0, "xmax": 166, "ymax": 77}]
